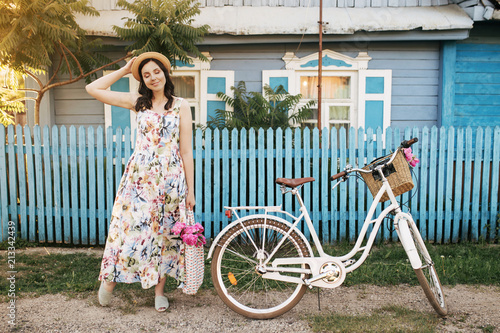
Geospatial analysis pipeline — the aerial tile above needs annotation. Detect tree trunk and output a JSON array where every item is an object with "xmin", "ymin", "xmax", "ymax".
[{"xmin": 34, "ymin": 92, "xmax": 44, "ymax": 125}]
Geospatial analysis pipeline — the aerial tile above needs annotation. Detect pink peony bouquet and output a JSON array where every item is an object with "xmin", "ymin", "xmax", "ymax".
[
  {"xmin": 172, "ymin": 221, "xmax": 206, "ymax": 247},
  {"xmin": 403, "ymin": 148, "xmax": 420, "ymax": 167}
]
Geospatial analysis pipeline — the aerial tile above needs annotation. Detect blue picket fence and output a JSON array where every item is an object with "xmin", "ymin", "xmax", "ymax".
[{"xmin": 1, "ymin": 125, "xmax": 499, "ymax": 245}]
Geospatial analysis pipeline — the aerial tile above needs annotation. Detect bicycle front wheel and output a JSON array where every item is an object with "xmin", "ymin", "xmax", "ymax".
[
  {"xmin": 407, "ymin": 221, "xmax": 447, "ymax": 316},
  {"xmin": 211, "ymin": 217, "xmax": 311, "ymax": 319}
]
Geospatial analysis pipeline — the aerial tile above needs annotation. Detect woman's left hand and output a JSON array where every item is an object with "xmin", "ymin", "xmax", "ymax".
[{"xmin": 186, "ymin": 192, "xmax": 196, "ymax": 211}]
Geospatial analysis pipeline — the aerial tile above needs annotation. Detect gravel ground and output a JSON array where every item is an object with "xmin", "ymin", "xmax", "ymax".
[{"xmin": 2, "ymin": 248, "xmax": 499, "ymax": 333}]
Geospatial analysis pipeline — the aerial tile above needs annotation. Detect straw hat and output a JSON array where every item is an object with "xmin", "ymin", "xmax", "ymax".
[{"xmin": 131, "ymin": 52, "xmax": 172, "ymax": 81}]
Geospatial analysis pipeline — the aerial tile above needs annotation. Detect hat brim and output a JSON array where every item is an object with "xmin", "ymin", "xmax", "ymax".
[{"xmin": 131, "ymin": 52, "xmax": 172, "ymax": 81}]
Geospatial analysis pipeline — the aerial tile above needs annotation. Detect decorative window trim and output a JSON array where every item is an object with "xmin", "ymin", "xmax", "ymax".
[{"xmin": 282, "ymin": 50, "xmax": 371, "ymax": 71}]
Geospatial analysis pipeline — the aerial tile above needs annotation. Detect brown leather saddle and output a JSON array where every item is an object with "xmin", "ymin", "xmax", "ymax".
[{"xmin": 275, "ymin": 177, "xmax": 315, "ymax": 188}]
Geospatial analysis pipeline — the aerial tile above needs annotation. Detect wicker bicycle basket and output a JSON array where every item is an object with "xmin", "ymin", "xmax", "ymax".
[{"xmin": 360, "ymin": 150, "xmax": 414, "ymax": 202}]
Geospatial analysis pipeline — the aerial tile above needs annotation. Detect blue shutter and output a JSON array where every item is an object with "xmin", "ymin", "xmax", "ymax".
[
  {"xmin": 358, "ymin": 70, "xmax": 392, "ymax": 132},
  {"xmin": 263, "ymin": 70, "xmax": 295, "ymax": 95},
  {"xmin": 110, "ymin": 77, "xmax": 131, "ymax": 130},
  {"xmin": 201, "ymin": 71, "xmax": 234, "ymax": 124},
  {"xmin": 269, "ymin": 77, "xmax": 289, "ymax": 92},
  {"xmin": 207, "ymin": 77, "xmax": 226, "ymax": 122}
]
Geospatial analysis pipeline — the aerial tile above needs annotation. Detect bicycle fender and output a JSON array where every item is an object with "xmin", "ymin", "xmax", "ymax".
[
  {"xmin": 206, "ymin": 214, "xmax": 312, "ymax": 260},
  {"xmin": 395, "ymin": 214, "xmax": 423, "ymax": 270}
]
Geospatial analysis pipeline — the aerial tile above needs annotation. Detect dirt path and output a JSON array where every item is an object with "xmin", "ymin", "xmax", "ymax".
[
  {"xmin": 2, "ymin": 284, "xmax": 499, "ymax": 332},
  {"xmin": 2, "ymin": 248, "xmax": 499, "ymax": 332}
]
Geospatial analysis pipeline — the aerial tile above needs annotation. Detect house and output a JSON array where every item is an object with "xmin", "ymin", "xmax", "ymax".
[{"xmin": 26, "ymin": 0, "xmax": 500, "ymax": 132}]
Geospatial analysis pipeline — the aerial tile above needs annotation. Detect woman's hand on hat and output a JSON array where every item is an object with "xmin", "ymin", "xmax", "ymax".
[{"xmin": 123, "ymin": 57, "xmax": 137, "ymax": 75}]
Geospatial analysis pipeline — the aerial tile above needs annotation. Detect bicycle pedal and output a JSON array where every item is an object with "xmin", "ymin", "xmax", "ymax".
[{"xmin": 345, "ymin": 259, "xmax": 356, "ymax": 266}]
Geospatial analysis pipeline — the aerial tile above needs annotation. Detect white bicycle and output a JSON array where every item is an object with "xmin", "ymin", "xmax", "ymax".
[{"xmin": 207, "ymin": 138, "xmax": 447, "ymax": 319}]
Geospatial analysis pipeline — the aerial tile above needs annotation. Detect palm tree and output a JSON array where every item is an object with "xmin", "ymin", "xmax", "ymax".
[{"xmin": 206, "ymin": 81, "xmax": 316, "ymax": 131}]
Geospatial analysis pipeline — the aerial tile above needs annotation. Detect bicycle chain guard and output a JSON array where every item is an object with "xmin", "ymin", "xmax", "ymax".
[{"xmin": 263, "ymin": 257, "xmax": 346, "ymax": 289}]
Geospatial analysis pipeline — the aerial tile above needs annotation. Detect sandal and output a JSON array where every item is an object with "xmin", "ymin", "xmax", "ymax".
[
  {"xmin": 155, "ymin": 295, "xmax": 169, "ymax": 312},
  {"xmin": 98, "ymin": 282, "xmax": 113, "ymax": 306}
]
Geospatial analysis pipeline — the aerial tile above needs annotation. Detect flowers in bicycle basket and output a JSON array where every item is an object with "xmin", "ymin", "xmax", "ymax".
[
  {"xmin": 172, "ymin": 221, "xmax": 206, "ymax": 247},
  {"xmin": 403, "ymin": 148, "xmax": 420, "ymax": 167}
]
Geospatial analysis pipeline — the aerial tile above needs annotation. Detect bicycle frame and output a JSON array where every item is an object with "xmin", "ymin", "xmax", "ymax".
[
  {"xmin": 209, "ymin": 137, "xmax": 447, "ymax": 319},
  {"xmin": 208, "ymin": 164, "xmax": 416, "ymax": 278}
]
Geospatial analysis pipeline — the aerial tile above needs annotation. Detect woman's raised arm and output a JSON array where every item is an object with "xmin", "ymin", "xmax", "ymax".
[{"xmin": 86, "ymin": 57, "xmax": 139, "ymax": 110}]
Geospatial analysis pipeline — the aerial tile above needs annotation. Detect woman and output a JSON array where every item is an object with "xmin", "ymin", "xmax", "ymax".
[{"xmin": 86, "ymin": 52, "xmax": 195, "ymax": 312}]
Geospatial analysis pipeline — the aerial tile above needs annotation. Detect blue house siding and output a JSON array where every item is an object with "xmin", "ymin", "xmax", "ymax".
[
  {"xmin": 454, "ymin": 42, "xmax": 500, "ymax": 127},
  {"xmin": 366, "ymin": 42, "xmax": 440, "ymax": 129},
  {"xmin": 441, "ymin": 24, "xmax": 500, "ymax": 128}
]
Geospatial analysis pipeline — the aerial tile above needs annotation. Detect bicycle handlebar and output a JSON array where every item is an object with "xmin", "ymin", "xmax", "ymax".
[
  {"xmin": 330, "ymin": 171, "xmax": 347, "ymax": 181},
  {"xmin": 401, "ymin": 137, "xmax": 418, "ymax": 149},
  {"xmin": 329, "ymin": 137, "xmax": 419, "ymax": 181}
]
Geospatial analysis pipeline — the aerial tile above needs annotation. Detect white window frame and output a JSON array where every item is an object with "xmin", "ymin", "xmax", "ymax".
[
  {"xmin": 296, "ymin": 70, "xmax": 358, "ymax": 130},
  {"xmin": 276, "ymin": 50, "xmax": 374, "ymax": 130},
  {"xmin": 200, "ymin": 70, "xmax": 235, "ymax": 125},
  {"xmin": 171, "ymin": 70, "xmax": 200, "ymax": 125}
]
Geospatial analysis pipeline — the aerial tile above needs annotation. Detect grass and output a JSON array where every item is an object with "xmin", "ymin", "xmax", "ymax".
[
  {"xmin": 0, "ymin": 241, "xmax": 498, "ymax": 320},
  {"xmin": 0, "ymin": 241, "xmax": 498, "ymax": 298},
  {"xmin": 322, "ymin": 242, "xmax": 500, "ymax": 286},
  {"xmin": 306, "ymin": 305, "xmax": 441, "ymax": 333},
  {"xmin": 0, "ymin": 239, "xmax": 500, "ymax": 296}
]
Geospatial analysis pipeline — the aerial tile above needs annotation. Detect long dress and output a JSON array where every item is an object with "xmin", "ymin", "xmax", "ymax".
[{"xmin": 99, "ymin": 97, "xmax": 187, "ymax": 289}]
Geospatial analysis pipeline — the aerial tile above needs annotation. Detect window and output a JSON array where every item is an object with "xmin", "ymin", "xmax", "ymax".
[
  {"xmin": 299, "ymin": 75, "xmax": 354, "ymax": 132},
  {"xmin": 171, "ymin": 71, "xmax": 198, "ymax": 126},
  {"xmin": 264, "ymin": 50, "xmax": 392, "ymax": 137}
]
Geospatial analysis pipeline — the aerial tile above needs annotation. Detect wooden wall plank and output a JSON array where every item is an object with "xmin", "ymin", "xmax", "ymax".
[
  {"xmin": 321, "ymin": 128, "xmax": 329, "ymax": 241},
  {"xmin": 16, "ymin": 126, "xmax": 28, "ymax": 240},
  {"xmin": 51, "ymin": 126, "xmax": 62, "ymax": 243},
  {"xmin": 79, "ymin": 127, "xmax": 88, "ymax": 244},
  {"xmin": 88, "ymin": 127, "xmax": 96, "ymax": 245},
  {"xmin": 0, "ymin": 126, "xmax": 8, "ymax": 240},
  {"xmin": 428, "ymin": 127, "xmax": 438, "ymax": 242},
  {"xmin": 8, "ymin": 127, "xmax": 18, "ymax": 237},
  {"xmin": 60, "ymin": 126, "xmax": 71, "ymax": 243},
  {"xmin": 312, "ymin": 129, "xmax": 320, "ymax": 238},
  {"xmin": 34, "ymin": 126, "xmax": 46, "ymax": 242},
  {"xmin": 70, "ymin": 126, "xmax": 79, "ymax": 244},
  {"xmin": 97, "ymin": 127, "xmax": 105, "ymax": 244},
  {"xmin": 348, "ymin": 128, "xmax": 356, "ymax": 242},
  {"xmin": 471, "ymin": 127, "xmax": 482, "ymax": 241},
  {"xmin": 453, "ymin": 128, "xmax": 464, "ymax": 243},
  {"xmin": 302, "ymin": 127, "xmax": 311, "ymax": 239},
  {"xmin": 480, "ymin": 127, "xmax": 492, "ymax": 240},
  {"xmin": 213, "ymin": 129, "xmax": 221, "ymax": 235},
  {"xmin": 195, "ymin": 128, "xmax": 204, "ymax": 229},
  {"xmin": 490, "ymin": 127, "xmax": 500, "ymax": 240},
  {"xmin": 462, "ymin": 127, "xmax": 473, "ymax": 240},
  {"xmin": 25, "ymin": 127, "xmax": 36, "ymax": 242},
  {"xmin": 204, "ymin": 128, "xmax": 213, "ymax": 239}
]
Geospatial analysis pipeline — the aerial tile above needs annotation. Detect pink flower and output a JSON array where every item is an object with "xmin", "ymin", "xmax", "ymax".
[
  {"xmin": 403, "ymin": 147, "xmax": 419, "ymax": 167},
  {"xmin": 193, "ymin": 223, "xmax": 204, "ymax": 233},
  {"xmin": 182, "ymin": 233, "xmax": 198, "ymax": 246},
  {"xmin": 198, "ymin": 235, "xmax": 207, "ymax": 246},
  {"xmin": 172, "ymin": 222, "xmax": 186, "ymax": 235},
  {"xmin": 184, "ymin": 225, "xmax": 198, "ymax": 235},
  {"xmin": 403, "ymin": 148, "xmax": 413, "ymax": 162}
]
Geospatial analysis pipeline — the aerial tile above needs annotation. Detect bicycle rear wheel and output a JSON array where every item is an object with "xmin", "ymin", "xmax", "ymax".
[
  {"xmin": 407, "ymin": 221, "xmax": 447, "ymax": 316},
  {"xmin": 211, "ymin": 217, "xmax": 311, "ymax": 319}
]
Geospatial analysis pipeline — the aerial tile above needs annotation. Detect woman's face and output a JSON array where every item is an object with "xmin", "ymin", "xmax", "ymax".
[{"xmin": 141, "ymin": 60, "xmax": 166, "ymax": 92}]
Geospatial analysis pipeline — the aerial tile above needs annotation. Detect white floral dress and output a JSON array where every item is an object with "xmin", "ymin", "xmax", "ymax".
[{"xmin": 99, "ymin": 98, "xmax": 187, "ymax": 289}]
